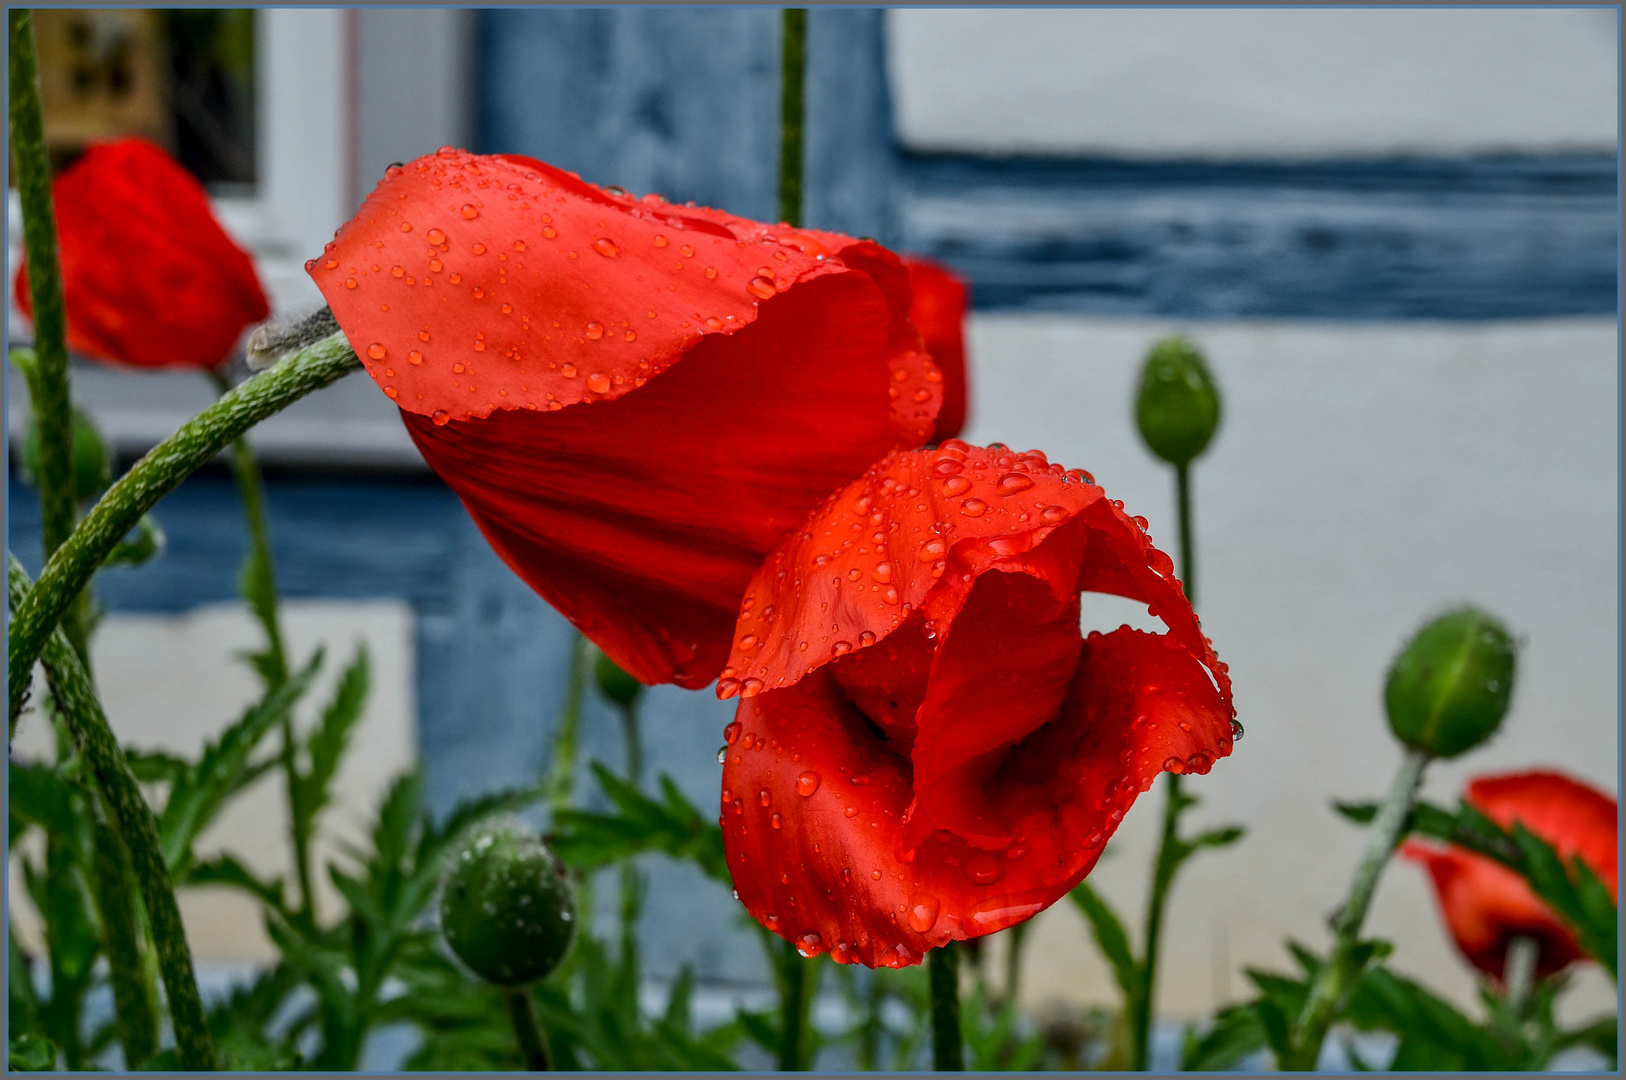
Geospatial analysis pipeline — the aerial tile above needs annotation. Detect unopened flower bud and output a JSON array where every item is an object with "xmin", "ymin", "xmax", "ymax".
[
  {"xmin": 439, "ymin": 821, "xmax": 575, "ymax": 987},
  {"xmin": 1385, "ymin": 607, "xmax": 1516, "ymax": 759},
  {"xmin": 1134, "ymin": 337, "xmax": 1221, "ymax": 467},
  {"xmin": 19, "ymin": 409, "xmax": 110, "ymax": 501},
  {"xmin": 593, "ymin": 648, "xmax": 644, "ymax": 709}
]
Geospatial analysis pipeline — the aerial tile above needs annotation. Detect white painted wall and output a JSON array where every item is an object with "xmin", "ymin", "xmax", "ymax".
[
  {"xmin": 958, "ymin": 316, "xmax": 1617, "ymax": 1020},
  {"xmin": 890, "ymin": 9, "xmax": 1619, "ymax": 157},
  {"xmin": 10, "ymin": 601, "xmax": 417, "ymax": 963}
]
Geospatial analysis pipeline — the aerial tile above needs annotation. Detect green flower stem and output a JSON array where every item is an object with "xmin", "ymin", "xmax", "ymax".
[
  {"xmin": 9, "ymin": 556, "xmax": 215, "ymax": 1069},
  {"xmin": 545, "ymin": 634, "xmax": 591, "ymax": 817},
  {"xmin": 90, "ymin": 813, "xmax": 159, "ymax": 1068},
  {"xmin": 1504, "ymin": 935, "xmax": 1539, "ymax": 1019},
  {"xmin": 1130, "ymin": 461, "xmax": 1197, "ymax": 1071},
  {"xmin": 774, "ymin": 935, "xmax": 817, "ymax": 1071},
  {"xmin": 504, "ymin": 988, "xmax": 551, "ymax": 1071},
  {"xmin": 1284, "ymin": 747, "xmax": 1430, "ymax": 1070},
  {"xmin": 1003, "ymin": 919, "xmax": 1031, "ymax": 1005},
  {"xmin": 9, "ymin": 11, "xmax": 74, "ymax": 564},
  {"xmin": 8, "ymin": 334, "xmax": 361, "ymax": 732},
  {"xmin": 206, "ymin": 370, "xmax": 315, "ymax": 918},
  {"xmin": 617, "ymin": 697, "xmax": 644, "ymax": 978},
  {"xmin": 778, "ymin": 8, "xmax": 808, "ymax": 227},
  {"xmin": 929, "ymin": 941, "xmax": 964, "ymax": 1071}
]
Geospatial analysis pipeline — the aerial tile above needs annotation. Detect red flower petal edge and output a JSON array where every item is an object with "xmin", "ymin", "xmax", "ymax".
[
  {"xmin": 1402, "ymin": 770, "xmax": 1618, "ymax": 981},
  {"xmin": 902, "ymin": 257, "xmax": 969, "ymax": 441},
  {"xmin": 311, "ymin": 150, "xmax": 941, "ymax": 687},
  {"xmin": 717, "ymin": 442, "xmax": 1235, "ymax": 966},
  {"xmin": 14, "ymin": 138, "xmax": 269, "ymax": 369}
]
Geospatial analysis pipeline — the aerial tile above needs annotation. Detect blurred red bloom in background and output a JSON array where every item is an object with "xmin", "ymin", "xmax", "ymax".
[
  {"xmin": 13, "ymin": 137, "xmax": 268, "ymax": 369},
  {"xmin": 716, "ymin": 441, "xmax": 1235, "ymax": 967},
  {"xmin": 311, "ymin": 149, "xmax": 940, "ymax": 688},
  {"xmin": 902, "ymin": 256, "xmax": 969, "ymax": 441},
  {"xmin": 1403, "ymin": 770, "xmax": 1617, "ymax": 982}
]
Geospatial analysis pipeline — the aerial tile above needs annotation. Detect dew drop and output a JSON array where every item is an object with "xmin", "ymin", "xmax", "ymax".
[
  {"xmin": 1230, "ymin": 718, "xmax": 1245, "ymax": 741},
  {"xmin": 997, "ymin": 473, "xmax": 1035, "ymax": 495},
  {"xmin": 797, "ymin": 932, "xmax": 822, "ymax": 958},
  {"xmin": 740, "ymin": 677, "xmax": 764, "ymax": 697},
  {"xmin": 960, "ymin": 498, "xmax": 988, "ymax": 518},
  {"xmin": 704, "ymin": 266, "xmax": 718, "ymax": 280},
  {"xmin": 542, "ymin": 225, "xmax": 557, "ymax": 239},
  {"xmin": 747, "ymin": 275, "xmax": 777, "ymax": 300},
  {"xmin": 587, "ymin": 372, "xmax": 612, "ymax": 394},
  {"xmin": 718, "ymin": 678, "xmax": 741, "ymax": 699},
  {"xmin": 717, "ymin": 746, "xmax": 727, "ymax": 765},
  {"xmin": 796, "ymin": 771, "xmax": 821, "ymax": 797},
  {"xmin": 965, "ymin": 855, "xmax": 1005, "ymax": 886},
  {"xmin": 1163, "ymin": 756, "xmax": 1185, "ymax": 774},
  {"xmin": 653, "ymin": 234, "xmax": 668, "ymax": 248},
  {"xmin": 561, "ymin": 363, "xmax": 578, "ymax": 378},
  {"xmin": 907, "ymin": 897, "xmax": 940, "ymax": 933},
  {"xmin": 585, "ymin": 322, "xmax": 604, "ymax": 340},
  {"xmin": 593, "ymin": 238, "xmax": 619, "ymax": 258},
  {"xmin": 431, "ymin": 410, "xmax": 450, "ymax": 426},
  {"xmin": 427, "ymin": 228, "xmax": 447, "ymax": 245},
  {"xmin": 858, "ymin": 630, "xmax": 876, "ymax": 648},
  {"xmin": 399, "ymin": 222, "xmax": 413, "ymax": 233},
  {"xmin": 460, "ymin": 204, "xmax": 478, "ymax": 219},
  {"xmin": 832, "ymin": 640, "xmax": 853, "ymax": 656},
  {"xmin": 366, "ymin": 343, "xmax": 386, "ymax": 360},
  {"xmin": 941, "ymin": 476, "xmax": 971, "ymax": 497}
]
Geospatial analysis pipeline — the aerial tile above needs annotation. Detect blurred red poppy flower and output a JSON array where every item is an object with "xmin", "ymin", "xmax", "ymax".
[
  {"xmin": 310, "ymin": 148, "xmax": 940, "ymax": 688},
  {"xmin": 13, "ymin": 138, "xmax": 269, "ymax": 369},
  {"xmin": 715, "ymin": 441, "xmax": 1235, "ymax": 967},
  {"xmin": 901, "ymin": 257, "xmax": 969, "ymax": 441},
  {"xmin": 1403, "ymin": 770, "xmax": 1617, "ymax": 982}
]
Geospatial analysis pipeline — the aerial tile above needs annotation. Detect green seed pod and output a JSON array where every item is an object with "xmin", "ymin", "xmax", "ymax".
[
  {"xmin": 1134, "ymin": 336, "xmax": 1222, "ymax": 467},
  {"xmin": 1384, "ymin": 607, "xmax": 1516, "ymax": 759},
  {"xmin": 439, "ymin": 821, "xmax": 575, "ymax": 987},
  {"xmin": 593, "ymin": 648, "xmax": 644, "ymax": 709},
  {"xmin": 18, "ymin": 409, "xmax": 111, "ymax": 501}
]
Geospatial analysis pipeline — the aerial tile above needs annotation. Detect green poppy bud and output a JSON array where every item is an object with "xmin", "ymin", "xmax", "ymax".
[
  {"xmin": 18, "ymin": 409, "xmax": 110, "ymax": 501},
  {"xmin": 1134, "ymin": 337, "xmax": 1221, "ymax": 467},
  {"xmin": 593, "ymin": 648, "xmax": 644, "ymax": 709},
  {"xmin": 1384, "ymin": 607, "xmax": 1516, "ymax": 759},
  {"xmin": 438, "ymin": 821, "xmax": 575, "ymax": 987}
]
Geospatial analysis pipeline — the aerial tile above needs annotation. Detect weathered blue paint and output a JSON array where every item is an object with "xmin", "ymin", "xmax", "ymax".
[{"xmin": 478, "ymin": 8, "xmax": 1617, "ymax": 319}]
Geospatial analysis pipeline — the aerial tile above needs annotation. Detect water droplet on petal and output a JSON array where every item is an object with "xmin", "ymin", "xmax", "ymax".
[
  {"xmin": 587, "ymin": 372, "xmax": 612, "ymax": 394},
  {"xmin": 593, "ymin": 238, "xmax": 619, "ymax": 258},
  {"xmin": 966, "ymin": 855, "xmax": 1005, "ymax": 885},
  {"xmin": 907, "ymin": 897, "xmax": 940, "ymax": 933},
  {"xmin": 460, "ymin": 204, "xmax": 479, "ymax": 219},
  {"xmin": 432, "ymin": 409, "xmax": 450, "ymax": 426},
  {"xmin": 796, "ymin": 771, "xmax": 821, "ymax": 797},
  {"xmin": 747, "ymin": 275, "xmax": 777, "ymax": 300},
  {"xmin": 740, "ymin": 678, "xmax": 764, "ymax": 697},
  {"xmin": 1163, "ymin": 756, "xmax": 1185, "ymax": 774},
  {"xmin": 427, "ymin": 228, "xmax": 447, "ymax": 245},
  {"xmin": 724, "ymin": 721, "xmax": 742, "ymax": 744},
  {"xmin": 367, "ymin": 343, "xmax": 386, "ymax": 360},
  {"xmin": 997, "ymin": 473, "xmax": 1035, "ymax": 495},
  {"xmin": 797, "ymin": 932, "xmax": 822, "ymax": 958},
  {"xmin": 941, "ymin": 476, "xmax": 971, "ymax": 497},
  {"xmin": 832, "ymin": 641, "xmax": 853, "ymax": 656},
  {"xmin": 960, "ymin": 498, "xmax": 988, "ymax": 518}
]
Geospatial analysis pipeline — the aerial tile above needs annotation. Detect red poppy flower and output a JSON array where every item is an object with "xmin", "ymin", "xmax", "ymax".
[
  {"xmin": 309, "ymin": 149, "xmax": 940, "ymax": 688},
  {"xmin": 13, "ymin": 137, "xmax": 269, "ymax": 369},
  {"xmin": 1402, "ymin": 770, "xmax": 1617, "ymax": 982},
  {"xmin": 715, "ymin": 441, "xmax": 1235, "ymax": 967},
  {"xmin": 901, "ymin": 257, "xmax": 969, "ymax": 441}
]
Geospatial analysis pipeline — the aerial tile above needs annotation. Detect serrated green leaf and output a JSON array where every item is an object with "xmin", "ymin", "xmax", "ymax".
[
  {"xmin": 158, "ymin": 652, "xmax": 323, "ymax": 870},
  {"xmin": 180, "ymin": 854, "xmax": 287, "ymax": 914},
  {"xmin": 290, "ymin": 646, "xmax": 369, "ymax": 849},
  {"xmin": 9, "ymin": 1033, "xmax": 57, "ymax": 1071},
  {"xmin": 8, "ymin": 760, "xmax": 80, "ymax": 836},
  {"xmin": 1190, "ymin": 824, "xmax": 1247, "ymax": 850},
  {"xmin": 1254, "ymin": 996, "xmax": 1292, "ymax": 1061},
  {"xmin": 121, "ymin": 748, "xmax": 190, "ymax": 785},
  {"xmin": 1182, "ymin": 1004, "xmax": 1268, "ymax": 1071},
  {"xmin": 550, "ymin": 765, "xmax": 726, "ymax": 883},
  {"xmin": 102, "ymin": 515, "xmax": 165, "ymax": 568},
  {"xmin": 1067, "ymin": 882, "xmax": 1139, "ymax": 1001}
]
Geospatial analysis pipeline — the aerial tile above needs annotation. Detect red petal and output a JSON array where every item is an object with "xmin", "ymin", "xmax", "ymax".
[
  {"xmin": 721, "ymin": 625, "xmax": 1233, "ymax": 968},
  {"xmin": 403, "ymin": 270, "xmax": 916, "ymax": 688},
  {"xmin": 14, "ymin": 138, "xmax": 268, "ymax": 369},
  {"xmin": 902, "ymin": 257, "xmax": 969, "ymax": 441},
  {"xmin": 311, "ymin": 148, "xmax": 937, "ymax": 432},
  {"xmin": 1466, "ymin": 771, "xmax": 1618, "ymax": 898},
  {"xmin": 1401, "ymin": 843, "xmax": 1584, "ymax": 980},
  {"xmin": 725, "ymin": 442, "xmax": 1222, "ymax": 707}
]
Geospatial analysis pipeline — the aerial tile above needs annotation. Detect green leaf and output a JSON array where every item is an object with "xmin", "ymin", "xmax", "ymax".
[
  {"xmin": 158, "ymin": 651, "xmax": 323, "ymax": 869},
  {"xmin": 1254, "ymin": 996, "xmax": 1292, "ymax": 1062},
  {"xmin": 290, "ymin": 645, "xmax": 369, "ymax": 849},
  {"xmin": 664, "ymin": 965, "xmax": 695, "ymax": 1031},
  {"xmin": 102, "ymin": 515, "xmax": 165, "ymax": 568},
  {"xmin": 1067, "ymin": 882, "xmax": 1140, "ymax": 1001},
  {"xmin": 8, "ymin": 760, "xmax": 80, "ymax": 836},
  {"xmin": 180, "ymin": 854, "xmax": 288, "ymax": 914},
  {"xmin": 550, "ymin": 765, "xmax": 727, "ymax": 883},
  {"xmin": 1182, "ymin": 1003, "xmax": 1268, "ymax": 1071},
  {"xmin": 9, "ymin": 1033, "xmax": 57, "ymax": 1071},
  {"xmin": 1189, "ymin": 824, "xmax": 1247, "ymax": 851},
  {"xmin": 121, "ymin": 749, "xmax": 190, "ymax": 785}
]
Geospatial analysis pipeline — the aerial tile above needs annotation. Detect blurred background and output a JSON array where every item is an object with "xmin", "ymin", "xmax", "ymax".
[{"xmin": 7, "ymin": 3, "xmax": 1619, "ymax": 1045}]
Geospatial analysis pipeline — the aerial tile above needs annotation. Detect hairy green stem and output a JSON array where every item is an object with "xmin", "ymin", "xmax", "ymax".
[
  {"xmin": 1504, "ymin": 934, "xmax": 1539, "ymax": 1019},
  {"xmin": 778, "ymin": 8, "xmax": 808, "ymax": 227},
  {"xmin": 617, "ymin": 698, "xmax": 644, "ymax": 982},
  {"xmin": 9, "ymin": 556, "xmax": 215, "ymax": 1068},
  {"xmin": 8, "ymin": 334, "xmax": 361, "ymax": 729},
  {"xmin": 504, "ymin": 988, "xmax": 551, "ymax": 1071},
  {"xmin": 1003, "ymin": 920, "xmax": 1031, "ymax": 1005},
  {"xmin": 1131, "ymin": 462, "xmax": 1198, "ymax": 1070},
  {"xmin": 90, "ymin": 813, "xmax": 159, "ymax": 1068},
  {"xmin": 9, "ymin": 11, "xmax": 74, "ymax": 563},
  {"xmin": 546, "ymin": 634, "xmax": 591, "ymax": 817},
  {"xmin": 1284, "ymin": 747, "xmax": 1430, "ymax": 1070},
  {"xmin": 929, "ymin": 941, "xmax": 964, "ymax": 1070}
]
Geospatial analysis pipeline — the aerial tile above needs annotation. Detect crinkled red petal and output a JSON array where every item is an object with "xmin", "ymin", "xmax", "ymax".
[
  {"xmin": 401, "ymin": 271, "xmax": 914, "ymax": 688},
  {"xmin": 724, "ymin": 442, "xmax": 1225, "ymax": 709},
  {"xmin": 721, "ymin": 625, "xmax": 1233, "ymax": 968},
  {"xmin": 14, "ymin": 138, "xmax": 268, "ymax": 369},
  {"xmin": 902, "ymin": 257, "xmax": 969, "ymax": 441}
]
